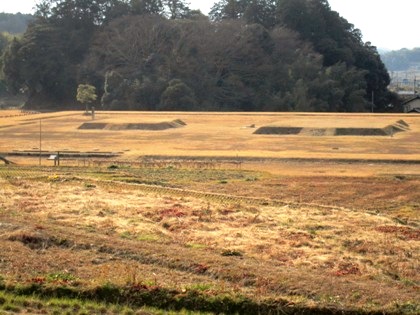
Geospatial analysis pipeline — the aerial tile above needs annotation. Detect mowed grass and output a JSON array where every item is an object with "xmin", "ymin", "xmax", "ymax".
[
  {"xmin": 0, "ymin": 165, "xmax": 418, "ymax": 314},
  {"xmin": 0, "ymin": 110, "xmax": 419, "ymax": 161}
]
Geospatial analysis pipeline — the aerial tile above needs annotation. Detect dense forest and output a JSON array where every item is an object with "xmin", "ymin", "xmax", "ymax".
[
  {"xmin": 0, "ymin": 33, "xmax": 13, "ymax": 96},
  {"xmin": 0, "ymin": 13, "xmax": 33, "ymax": 96},
  {"xmin": 1, "ymin": 0, "xmax": 395, "ymax": 112},
  {"xmin": 381, "ymin": 48, "xmax": 420, "ymax": 71}
]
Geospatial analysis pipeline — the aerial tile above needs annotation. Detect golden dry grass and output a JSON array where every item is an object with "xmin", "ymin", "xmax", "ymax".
[
  {"xmin": 0, "ymin": 165, "xmax": 418, "ymax": 313},
  {"xmin": 0, "ymin": 110, "xmax": 419, "ymax": 313},
  {"xmin": 0, "ymin": 111, "xmax": 419, "ymax": 162}
]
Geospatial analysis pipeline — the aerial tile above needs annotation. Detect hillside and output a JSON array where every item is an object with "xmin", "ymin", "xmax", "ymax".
[
  {"xmin": 2, "ymin": 0, "xmax": 392, "ymax": 112},
  {"xmin": 382, "ymin": 48, "xmax": 420, "ymax": 71},
  {"xmin": 0, "ymin": 12, "xmax": 33, "ymax": 34}
]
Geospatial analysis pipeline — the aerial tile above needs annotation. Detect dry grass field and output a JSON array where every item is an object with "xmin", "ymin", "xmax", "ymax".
[
  {"xmin": 0, "ymin": 110, "xmax": 419, "ymax": 162},
  {"xmin": 0, "ymin": 110, "xmax": 419, "ymax": 314}
]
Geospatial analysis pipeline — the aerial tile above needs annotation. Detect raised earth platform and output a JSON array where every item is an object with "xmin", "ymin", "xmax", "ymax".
[{"xmin": 0, "ymin": 111, "xmax": 419, "ymax": 163}]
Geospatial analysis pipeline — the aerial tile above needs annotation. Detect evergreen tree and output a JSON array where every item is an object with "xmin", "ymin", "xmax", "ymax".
[
  {"xmin": 164, "ymin": 0, "xmax": 191, "ymax": 19},
  {"xmin": 159, "ymin": 79, "xmax": 196, "ymax": 110},
  {"xmin": 1, "ymin": 0, "xmax": 395, "ymax": 112},
  {"xmin": 77, "ymin": 83, "xmax": 97, "ymax": 112},
  {"xmin": 131, "ymin": 0, "xmax": 164, "ymax": 15}
]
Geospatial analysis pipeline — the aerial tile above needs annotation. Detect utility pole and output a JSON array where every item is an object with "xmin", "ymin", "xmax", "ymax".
[
  {"xmin": 371, "ymin": 91, "xmax": 374, "ymax": 113},
  {"xmin": 39, "ymin": 119, "xmax": 42, "ymax": 166}
]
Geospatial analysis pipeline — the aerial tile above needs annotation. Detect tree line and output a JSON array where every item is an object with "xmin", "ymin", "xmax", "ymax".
[
  {"xmin": 1, "ymin": 0, "xmax": 395, "ymax": 112},
  {"xmin": 0, "ymin": 12, "xmax": 33, "ymax": 96},
  {"xmin": 381, "ymin": 48, "xmax": 420, "ymax": 72},
  {"xmin": 0, "ymin": 32, "xmax": 15, "ymax": 96},
  {"xmin": 0, "ymin": 13, "xmax": 33, "ymax": 34}
]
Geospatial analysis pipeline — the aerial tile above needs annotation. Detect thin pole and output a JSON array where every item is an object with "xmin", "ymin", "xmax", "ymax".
[
  {"xmin": 39, "ymin": 119, "xmax": 42, "ymax": 166},
  {"xmin": 371, "ymin": 91, "xmax": 374, "ymax": 113}
]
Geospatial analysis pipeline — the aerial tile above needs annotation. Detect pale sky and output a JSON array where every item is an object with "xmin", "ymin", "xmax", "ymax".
[{"xmin": 0, "ymin": 0, "xmax": 418, "ymax": 50}]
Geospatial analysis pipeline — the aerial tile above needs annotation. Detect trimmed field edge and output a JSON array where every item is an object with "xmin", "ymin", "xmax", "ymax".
[
  {"xmin": 140, "ymin": 155, "xmax": 420, "ymax": 165},
  {"xmin": 0, "ymin": 282, "xmax": 408, "ymax": 315}
]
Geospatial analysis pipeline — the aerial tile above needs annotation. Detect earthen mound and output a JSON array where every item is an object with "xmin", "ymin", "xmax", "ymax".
[
  {"xmin": 396, "ymin": 120, "xmax": 409, "ymax": 127},
  {"xmin": 78, "ymin": 123, "xmax": 108, "ymax": 130},
  {"xmin": 253, "ymin": 127, "xmax": 302, "ymax": 135},
  {"xmin": 78, "ymin": 119, "xmax": 186, "ymax": 131},
  {"xmin": 335, "ymin": 128, "xmax": 388, "ymax": 136},
  {"xmin": 383, "ymin": 124, "xmax": 407, "ymax": 135},
  {"xmin": 299, "ymin": 128, "xmax": 333, "ymax": 136},
  {"xmin": 254, "ymin": 120, "xmax": 410, "ymax": 137}
]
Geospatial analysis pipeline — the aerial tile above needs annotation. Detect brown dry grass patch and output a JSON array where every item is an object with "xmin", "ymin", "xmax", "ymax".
[
  {"xmin": 0, "ymin": 166, "xmax": 418, "ymax": 313},
  {"xmin": 0, "ymin": 110, "xmax": 419, "ymax": 313}
]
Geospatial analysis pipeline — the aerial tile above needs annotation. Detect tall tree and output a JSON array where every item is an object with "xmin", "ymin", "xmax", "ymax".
[
  {"xmin": 209, "ymin": 0, "xmax": 246, "ymax": 21},
  {"xmin": 354, "ymin": 42, "xmax": 390, "ymax": 111},
  {"xmin": 77, "ymin": 83, "xmax": 97, "ymax": 112},
  {"xmin": 159, "ymin": 79, "xmax": 196, "ymax": 110},
  {"xmin": 1, "ymin": 35, "xmax": 19, "ymax": 95},
  {"xmin": 2, "ymin": 0, "xmax": 394, "ymax": 112},
  {"xmin": 277, "ymin": 0, "xmax": 391, "ymax": 110},
  {"xmin": 3, "ymin": 22, "xmax": 75, "ymax": 107},
  {"xmin": 3, "ymin": 0, "xmax": 128, "ymax": 108},
  {"xmin": 164, "ymin": 0, "xmax": 191, "ymax": 19},
  {"xmin": 210, "ymin": 0, "xmax": 277, "ymax": 28},
  {"xmin": 243, "ymin": 0, "xmax": 277, "ymax": 28},
  {"xmin": 35, "ymin": 0, "xmax": 127, "ymax": 25},
  {"xmin": 130, "ymin": 0, "xmax": 164, "ymax": 15}
]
